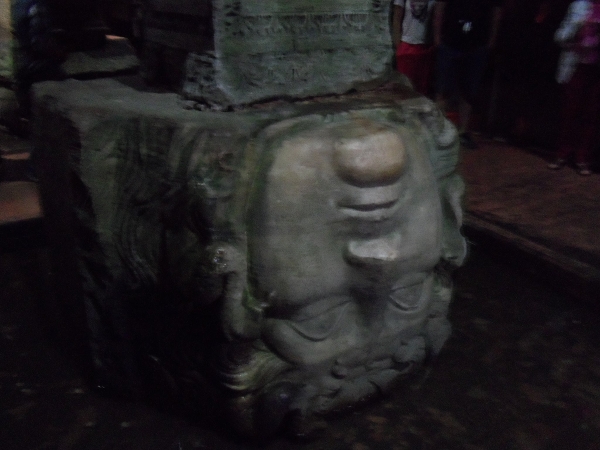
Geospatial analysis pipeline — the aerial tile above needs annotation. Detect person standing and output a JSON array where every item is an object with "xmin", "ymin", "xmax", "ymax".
[
  {"xmin": 392, "ymin": 0, "xmax": 436, "ymax": 96},
  {"xmin": 11, "ymin": 0, "xmax": 66, "ymax": 137},
  {"xmin": 433, "ymin": 0, "xmax": 503, "ymax": 149},
  {"xmin": 548, "ymin": 0, "xmax": 600, "ymax": 175}
]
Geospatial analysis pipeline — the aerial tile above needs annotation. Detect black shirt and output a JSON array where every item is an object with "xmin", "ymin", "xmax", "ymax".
[{"xmin": 439, "ymin": 0, "xmax": 502, "ymax": 49}]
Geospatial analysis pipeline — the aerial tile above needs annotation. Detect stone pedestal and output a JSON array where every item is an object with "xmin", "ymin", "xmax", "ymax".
[{"xmin": 33, "ymin": 77, "xmax": 466, "ymax": 437}]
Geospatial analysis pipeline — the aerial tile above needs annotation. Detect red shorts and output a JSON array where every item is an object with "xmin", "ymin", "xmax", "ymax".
[{"xmin": 396, "ymin": 42, "xmax": 434, "ymax": 96}]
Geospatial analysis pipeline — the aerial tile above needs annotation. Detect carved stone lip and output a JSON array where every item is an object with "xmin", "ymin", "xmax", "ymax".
[
  {"xmin": 337, "ymin": 185, "xmax": 401, "ymax": 221},
  {"xmin": 344, "ymin": 231, "xmax": 403, "ymax": 266}
]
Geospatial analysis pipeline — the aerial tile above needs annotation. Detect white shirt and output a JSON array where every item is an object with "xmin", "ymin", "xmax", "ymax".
[
  {"xmin": 394, "ymin": 0, "xmax": 436, "ymax": 45},
  {"xmin": 555, "ymin": 0, "xmax": 593, "ymax": 83}
]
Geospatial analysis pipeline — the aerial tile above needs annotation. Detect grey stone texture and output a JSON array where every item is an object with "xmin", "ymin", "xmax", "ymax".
[
  {"xmin": 0, "ymin": 87, "xmax": 18, "ymax": 125},
  {"xmin": 33, "ymin": 77, "xmax": 465, "ymax": 437},
  {"xmin": 140, "ymin": 1, "xmax": 395, "ymax": 107},
  {"xmin": 61, "ymin": 36, "xmax": 139, "ymax": 78},
  {"xmin": 0, "ymin": 24, "xmax": 12, "ymax": 82}
]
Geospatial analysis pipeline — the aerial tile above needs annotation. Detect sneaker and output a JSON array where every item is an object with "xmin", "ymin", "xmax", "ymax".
[
  {"xmin": 459, "ymin": 132, "xmax": 478, "ymax": 149},
  {"xmin": 547, "ymin": 158, "xmax": 566, "ymax": 170},
  {"xmin": 576, "ymin": 163, "xmax": 592, "ymax": 176}
]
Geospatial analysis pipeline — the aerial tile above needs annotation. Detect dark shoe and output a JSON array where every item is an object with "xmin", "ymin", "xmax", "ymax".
[
  {"xmin": 459, "ymin": 132, "xmax": 478, "ymax": 149},
  {"xmin": 6, "ymin": 116, "xmax": 30, "ymax": 139},
  {"xmin": 576, "ymin": 163, "xmax": 592, "ymax": 176},
  {"xmin": 547, "ymin": 158, "xmax": 566, "ymax": 170},
  {"xmin": 25, "ymin": 168, "xmax": 38, "ymax": 182},
  {"xmin": 25, "ymin": 156, "xmax": 38, "ymax": 182}
]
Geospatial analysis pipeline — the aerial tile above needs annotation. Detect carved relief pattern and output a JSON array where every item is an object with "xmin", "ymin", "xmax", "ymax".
[
  {"xmin": 234, "ymin": 48, "xmax": 390, "ymax": 88},
  {"xmin": 219, "ymin": 13, "xmax": 390, "ymax": 41},
  {"xmin": 184, "ymin": 45, "xmax": 392, "ymax": 106},
  {"xmin": 180, "ymin": 0, "xmax": 393, "ymax": 105}
]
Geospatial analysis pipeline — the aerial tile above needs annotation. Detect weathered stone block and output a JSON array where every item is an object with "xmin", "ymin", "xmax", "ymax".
[
  {"xmin": 140, "ymin": 0, "xmax": 395, "ymax": 107},
  {"xmin": 60, "ymin": 36, "xmax": 139, "ymax": 78},
  {"xmin": 34, "ymin": 78, "xmax": 465, "ymax": 438}
]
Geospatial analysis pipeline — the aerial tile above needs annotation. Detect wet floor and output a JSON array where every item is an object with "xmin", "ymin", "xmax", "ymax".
[{"xmin": 1, "ymin": 244, "xmax": 600, "ymax": 450}]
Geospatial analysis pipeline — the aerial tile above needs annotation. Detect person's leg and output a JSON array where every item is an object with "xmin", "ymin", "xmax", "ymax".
[
  {"xmin": 397, "ymin": 42, "xmax": 420, "ymax": 92},
  {"xmin": 422, "ymin": 46, "xmax": 435, "ymax": 98},
  {"xmin": 411, "ymin": 49, "xmax": 429, "ymax": 96},
  {"xmin": 9, "ymin": 77, "xmax": 32, "ymax": 138},
  {"xmin": 575, "ymin": 65, "xmax": 600, "ymax": 172},
  {"xmin": 397, "ymin": 43, "xmax": 433, "ymax": 96},
  {"xmin": 555, "ymin": 65, "xmax": 587, "ymax": 163},
  {"xmin": 458, "ymin": 46, "xmax": 488, "ymax": 142},
  {"xmin": 457, "ymin": 99, "xmax": 472, "ymax": 135},
  {"xmin": 410, "ymin": 45, "xmax": 432, "ymax": 96},
  {"xmin": 396, "ymin": 42, "xmax": 409, "ymax": 74},
  {"xmin": 435, "ymin": 43, "xmax": 459, "ymax": 121}
]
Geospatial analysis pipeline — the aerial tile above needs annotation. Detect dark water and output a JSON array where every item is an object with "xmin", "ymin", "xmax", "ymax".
[{"xmin": 1, "ymin": 245, "xmax": 599, "ymax": 450}]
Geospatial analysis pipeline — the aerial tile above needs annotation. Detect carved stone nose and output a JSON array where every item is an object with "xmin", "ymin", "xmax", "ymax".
[{"xmin": 333, "ymin": 127, "xmax": 406, "ymax": 187}]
